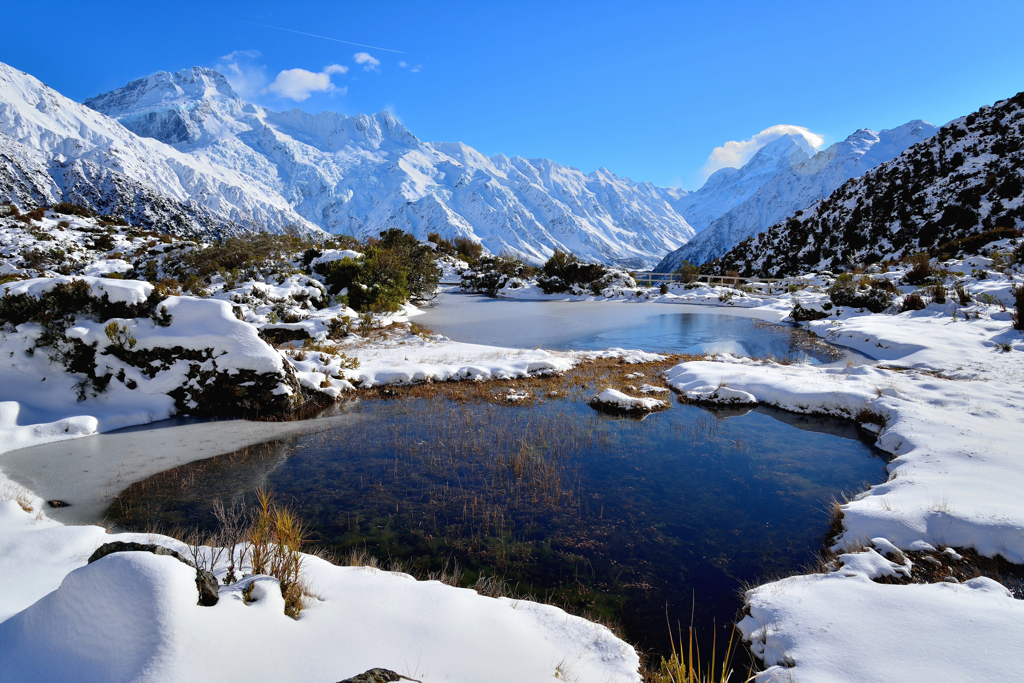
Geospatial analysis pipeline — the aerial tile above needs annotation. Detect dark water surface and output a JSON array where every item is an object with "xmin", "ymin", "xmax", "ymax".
[{"xmin": 109, "ymin": 396, "xmax": 886, "ymax": 661}]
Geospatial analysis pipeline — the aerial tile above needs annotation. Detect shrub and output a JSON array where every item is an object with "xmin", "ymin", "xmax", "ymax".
[
  {"xmin": 790, "ymin": 303, "xmax": 829, "ymax": 321},
  {"xmin": 1015, "ymin": 241, "xmax": 1024, "ymax": 265},
  {"xmin": 316, "ymin": 230, "xmax": 439, "ymax": 311},
  {"xmin": 899, "ymin": 293, "xmax": 926, "ymax": 312},
  {"xmin": 903, "ymin": 252, "xmax": 934, "ymax": 285},
  {"xmin": 180, "ymin": 230, "xmax": 313, "ymax": 282},
  {"xmin": 827, "ymin": 274, "xmax": 894, "ymax": 313},
  {"xmin": 51, "ymin": 202, "xmax": 93, "ymax": 218},
  {"xmin": 537, "ymin": 250, "xmax": 607, "ymax": 294},
  {"xmin": 429, "ymin": 232, "xmax": 484, "ymax": 265},
  {"xmin": 928, "ymin": 283, "xmax": 947, "ymax": 304},
  {"xmin": 955, "ymin": 284, "xmax": 972, "ymax": 306},
  {"xmin": 936, "ymin": 227, "xmax": 1023, "ymax": 260},
  {"xmin": 1011, "ymin": 284, "xmax": 1024, "ymax": 331},
  {"xmin": 461, "ymin": 254, "xmax": 538, "ymax": 295},
  {"xmin": 675, "ymin": 260, "xmax": 700, "ymax": 284}
]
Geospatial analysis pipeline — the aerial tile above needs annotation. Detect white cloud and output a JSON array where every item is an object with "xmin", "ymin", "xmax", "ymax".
[
  {"xmin": 353, "ymin": 52, "xmax": 381, "ymax": 72},
  {"xmin": 216, "ymin": 50, "xmax": 267, "ymax": 99},
  {"xmin": 700, "ymin": 125, "xmax": 825, "ymax": 178},
  {"xmin": 411, "ymin": 64, "xmax": 422, "ymax": 73},
  {"xmin": 398, "ymin": 61, "xmax": 408, "ymax": 68},
  {"xmin": 268, "ymin": 64, "xmax": 349, "ymax": 101}
]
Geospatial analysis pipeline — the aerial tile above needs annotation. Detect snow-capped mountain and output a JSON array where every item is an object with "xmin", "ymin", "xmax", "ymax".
[
  {"xmin": 654, "ymin": 121, "xmax": 938, "ymax": 271},
  {"xmin": 661, "ymin": 133, "xmax": 819, "ymax": 233},
  {"xmin": 0, "ymin": 63, "xmax": 316, "ymax": 239},
  {"xmin": 707, "ymin": 92, "xmax": 1024, "ymax": 277},
  {"xmin": 80, "ymin": 66, "xmax": 694, "ymax": 268}
]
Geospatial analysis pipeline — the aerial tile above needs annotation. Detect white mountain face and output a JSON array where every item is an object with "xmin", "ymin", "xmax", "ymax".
[
  {"xmin": 0, "ymin": 63, "xmax": 316, "ymax": 239},
  {"xmin": 80, "ymin": 66, "xmax": 694, "ymax": 268},
  {"xmin": 663, "ymin": 134, "xmax": 818, "ymax": 232},
  {"xmin": 654, "ymin": 121, "xmax": 939, "ymax": 271}
]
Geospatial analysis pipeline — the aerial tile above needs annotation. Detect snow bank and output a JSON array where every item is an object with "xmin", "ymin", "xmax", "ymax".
[
  {"xmin": 664, "ymin": 298, "xmax": 1024, "ymax": 681},
  {"xmin": 739, "ymin": 563, "xmax": 1024, "ymax": 683},
  {"xmin": 0, "ymin": 501, "xmax": 641, "ymax": 683},
  {"xmin": 2, "ymin": 275, "xmax": 154, "ymax": 305}
]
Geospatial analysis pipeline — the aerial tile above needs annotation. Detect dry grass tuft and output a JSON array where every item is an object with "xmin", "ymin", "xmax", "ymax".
[{"xmin": 0, "ymin": 481, "xmax": 34, "ymax": 512}]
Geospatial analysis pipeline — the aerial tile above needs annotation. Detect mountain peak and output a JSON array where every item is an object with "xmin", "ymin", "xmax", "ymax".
[{"xmin": 86, "ymin": 67, "xmax": 239, "ymax": 116}]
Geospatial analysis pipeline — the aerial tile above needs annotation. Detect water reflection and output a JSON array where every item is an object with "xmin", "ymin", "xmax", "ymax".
[{"xmin": 108, "ymin": 396, "xmax": 886, "ymax": 659}]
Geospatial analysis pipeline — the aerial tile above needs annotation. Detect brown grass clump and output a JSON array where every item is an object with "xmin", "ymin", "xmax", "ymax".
[{"xmin": 249, "ymin": 488, "xmax": 309, "ymax": 618}]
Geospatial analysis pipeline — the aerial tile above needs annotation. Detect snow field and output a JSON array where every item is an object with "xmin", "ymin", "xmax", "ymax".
[{"xmin": 0, "ymin": 501, "xmax": 640, "ymax": 683}]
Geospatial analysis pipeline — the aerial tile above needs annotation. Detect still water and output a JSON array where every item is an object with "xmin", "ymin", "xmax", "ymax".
[
  {"xmin": 109, "ymin": 395, "xmax": 887, "ymax": 659},
  {"xmin": 415, "ymin": 290, "xmax": 861, "ymax": 363}
]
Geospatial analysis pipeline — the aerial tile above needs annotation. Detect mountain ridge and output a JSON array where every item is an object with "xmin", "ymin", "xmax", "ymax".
[
  {"xmin": 654, "ymin": 120, "xmax": 938, "ymax": 271},
  {"xmin": 80, "ymin": 66, "xmax": 695, "ymax": 267},
  {"xmin": 705, "ymin": 92, "xmax": 1024, "ymax": 276}
]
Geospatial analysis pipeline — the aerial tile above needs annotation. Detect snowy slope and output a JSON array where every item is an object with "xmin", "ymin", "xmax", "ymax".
[
  {"xmin": 711, "ymin": 92, "xmax": 1024, "ymax": 276},
  {"xmin": 0, "ymin": 63, "xmax": 319, "ymax": 239},
  {"xmin": 84, "ymin": 67, "xmax": 694, "ymax": 268},
  {"xmin": 661, "ymin": 133, "xmax": 817, "ymax": 233},
  {"xmin": 655, "ymin": 121, "xmax": 938, "ymax": 270}
]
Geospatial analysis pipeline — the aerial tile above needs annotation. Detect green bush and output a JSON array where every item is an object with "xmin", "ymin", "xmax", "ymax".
[
  {"xmin": 179, "ymin": 230, "xmax": 313, "ymax": 282},
  {"xmin": 314, "ymin": 230, "xmax": 439, "ymax": 312},
  {"xmin": 537, "ymin": 250, "xmax": 606, "ymax": 294},
  {"xmin": 460, "ymin": 254, "xmax": 538, "ymax": 295},
  {"xmin": 675, "ymin": 260, "xmax": 700, "ymax": 284},
  {"xmin": 428, "ymin": 232, "xmax": 484, "ymax": 265}
]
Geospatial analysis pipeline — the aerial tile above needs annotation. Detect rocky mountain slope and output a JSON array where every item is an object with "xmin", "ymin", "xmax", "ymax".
[
  {"xmin": 706, "ymin": 92, "xmax": 1024, "ymax": 276},
  {"xmin": 83, "ymin": 67, "xmax": 694, "ymax": 268},
  {"xmin": 655, "ymin": 121, "xmax": 938, "ymax": 271}
]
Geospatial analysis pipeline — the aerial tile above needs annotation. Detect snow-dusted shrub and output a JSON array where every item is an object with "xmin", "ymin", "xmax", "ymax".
[
  {"xmin": 900, "ymin": 292, "xmax": 926, "ymax": 312},
  {"xmin": 537, "ymin": 250, "xmax": 607, "ymax": 294},
  {"xmin": 903, "ymin": 253, "xmax": 935, "ymax": 285},
  {"xmin": 791, "ymin": 302, "xmax": 830, "ymax": 321},
  {"xmin": 928, "ymin": 282, "xmax": 948, "ymax": 304},
  {"xmin": 461, "ymin": 254, "xmax": 538, "ymax": 295},
  {"xmin": 315, "ymin": 229, "xmax": 439, "ymax": 311},
  {"xmin": 827, "ymin": 274, "xmax": 895, "ymax": 313},
  {"xmin": 428, "ymin": 232, "xmax": 484, "ymax": 265},
  {"xmin": 935, "ymin": 226, "xmax": 1022, "ymax": 261}
]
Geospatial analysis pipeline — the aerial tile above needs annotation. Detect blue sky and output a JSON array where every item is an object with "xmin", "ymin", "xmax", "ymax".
[{"xmin": 4, "ymin": 1, "xmax": 1023, "ymax": 188}]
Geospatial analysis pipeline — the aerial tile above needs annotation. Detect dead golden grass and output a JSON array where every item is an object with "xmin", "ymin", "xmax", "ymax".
[{"xmin": 357, "ymin": 354, "xmax": 700, "ymax": 406}]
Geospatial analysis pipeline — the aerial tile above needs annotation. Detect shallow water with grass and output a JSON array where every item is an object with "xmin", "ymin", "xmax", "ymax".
[{"xmin": 109, "ymin": 394, "xmax": 887, "ymax": 665}]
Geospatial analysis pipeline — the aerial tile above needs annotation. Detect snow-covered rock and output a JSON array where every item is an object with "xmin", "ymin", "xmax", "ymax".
[{"xmin": 590, "ymin": 387, "xmax": 667, "ymax": 413}]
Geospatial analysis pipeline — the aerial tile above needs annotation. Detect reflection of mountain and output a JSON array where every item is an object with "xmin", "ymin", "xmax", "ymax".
[{"xmin": 655, "ymin": 121, "xmax": 938, "ymax": 270}]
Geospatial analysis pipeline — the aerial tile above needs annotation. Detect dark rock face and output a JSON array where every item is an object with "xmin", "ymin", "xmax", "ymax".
[
  {"xmin": 336, "ymin": 669, "xmax": 411, "ymax": 683},
  {"xmin": 87, "ymin": 541, "xmax": 219, "ymax": 606}
]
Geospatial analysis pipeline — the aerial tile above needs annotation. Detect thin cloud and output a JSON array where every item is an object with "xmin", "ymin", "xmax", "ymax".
[
  {"xmin": 353, "ymin": 52, "xmax": 381, "ymax": 72},
  {"xmin": 234, "ymin": 19, "xmax": 405, "ymax": 54},
  {"xmin": 411, "ymin": 64, "xmax": 422, "ymax": 73},
  {"xmin": 268, "ymin": 64, "xmax": 349, "ymax": 101},
  {"xmin": 700, "ymin": 125, "xmax": 825, "ymax": 178},
  {"xmin": 398, "ymin": 61, "xmax": 408, "ymax": 68}
]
